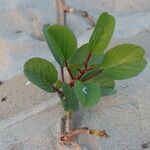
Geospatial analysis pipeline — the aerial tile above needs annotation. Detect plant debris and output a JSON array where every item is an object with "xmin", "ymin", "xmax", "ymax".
[
  {"xmin": 142, "ymin": 141, "xmax": 150, "ymax": 148},
  {"xmin": 1, "ymin": 97, "xmax": 7, "ymax": 102},
  {"xmin": 0, "ymin": 81, "xmax": 3, "ymax": 85}
]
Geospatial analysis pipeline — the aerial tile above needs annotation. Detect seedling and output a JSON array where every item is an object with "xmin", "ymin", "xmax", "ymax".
[{"xmin": 24, "ymin": 12, "xmax": 147, "ymax": 146}]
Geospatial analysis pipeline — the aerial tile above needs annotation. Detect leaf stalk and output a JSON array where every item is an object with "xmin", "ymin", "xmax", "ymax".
[
  {"xmin": 84, "ymin": 52, "xmax": 92, "ymax": 68},
  {"xmin": 53, "ymin": 85, "xmax": 64, "ymax": 97},
  {"xmin": 61, "ymin": 67, "xmax": 65, "ymax": 82},
  {"xmin": 65, "ymin": 61, "xmax": 75, "ymax": 80}
]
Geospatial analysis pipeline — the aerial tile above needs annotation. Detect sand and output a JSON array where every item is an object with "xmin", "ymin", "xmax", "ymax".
[{"xmin": 0, "ymin": 0, "xmax": 150, "ymax": 149}]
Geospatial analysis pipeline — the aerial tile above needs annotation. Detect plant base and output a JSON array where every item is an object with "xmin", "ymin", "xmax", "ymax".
[{"xmin": 60, "ymin": 111, "xmax": 108, "ymax": 147}]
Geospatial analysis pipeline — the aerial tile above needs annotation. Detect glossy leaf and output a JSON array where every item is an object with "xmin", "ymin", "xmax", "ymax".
[
  {"xmin": 43, "ymin": 24, "xmax": 77, "ymax": 66},
  {"xmin": 62, "ymin": 83, "xmax": 79, "ymax": 112},
  {"xmin": 88, "ymin": 12, "xmax": 115, "ymax": 54},
  {"xmin": 74, "ymin": 81, "xmax": 101, "ymax": 107},
  {"xmin": 24, "ymin": 57, "xmax": 58, "ymax": 92},
  {"xmin": 101, "ymin": 44, "xmax": 147, "ymax": 80}
]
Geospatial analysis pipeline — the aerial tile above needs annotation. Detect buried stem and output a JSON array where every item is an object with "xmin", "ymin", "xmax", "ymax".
[
  {"xmin": 60, "ymin": 112, "xmax": 108, "ymax": 144},
  {"xmin": 60, "ymin": 127, "xmax": 109, "ymax": 142},
  {"xmin": 61, "ymin": 111, "xmax": 72, "ymax": 134}
]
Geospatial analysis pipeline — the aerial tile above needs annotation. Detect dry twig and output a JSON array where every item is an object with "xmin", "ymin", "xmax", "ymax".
[
  {"xmin": 55, "ymin": 0, "xmax": 95, "ymax": 27},
  {"xmin": 55, "ymin": 0, "xmax": 66, "ymax": 25},
  {"xmin": 32, "ymin": 15, "xmax": 44, "ymax": 41},
  {"xmin": 65, "ymin": 7, "xmax": 95, "ymax": 27}
]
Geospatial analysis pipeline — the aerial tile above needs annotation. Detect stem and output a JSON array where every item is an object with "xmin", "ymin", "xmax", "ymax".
[
  {"xmin": 69, "ymin": 52, "xmax": 93, "ymax": 86},
  {"xmin": 84, "ymin": 52, "xmax": 92, "ymax": 68},
  {"xmin": 60, "ymin": 127, "xmax": 108, "ymax": 142},
  {"xmin": 53, "ymin": 85, "xmax": 64, "ymax": 97},
  {"xmin": 61, "ymin": 111, "xmax": 72, "ymax": 134},
  {"xmin": 77, "ymin": 68, "xmax": 82, "ymax": 74},
  {"xmin": 81, "ymin": 69, "xmax": 102, "ymax": 82},
  {"xmin": 69, "ymin": 67, "xmax": 93, "ymax": 87},
  {"xmin": 61, "ymin": 67, "xmax": 65, "ymax": 82},
  {"xmin": 65, "ymin": 61, "xmax": 75, "ymax": 80},
  {"xmin": 55, "ymin": 1, "xmax": 79, "ymax": 148}
]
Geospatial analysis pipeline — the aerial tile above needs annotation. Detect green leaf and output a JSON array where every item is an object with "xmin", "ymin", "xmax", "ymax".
[
  {"xmin": 101, "ymin": 87, "xmax": 116, "ymax": 97},
  {"xmin": 88, "ymin": 12, "xmax": 115, "ymax": 54},
  {"xmin": 74, "ymin": 81, "xmax": 101, "ymax": 107},
  {"xmin": 69, "ymin": 44, "xmax": 89, "ymax": 65},
  {"xmin": 86, "ymin": 73, "xmax": 115, "ymax": 88},
  {"xmin": 43, "ymin": 24, "xmax": 77, "ymax": 66},
  {"xmin": 24, "ymin": 57, "xmax": 58, "ymax": 92},
  {"xmin": 43, "ymin": 25, "xmax": 64, "ymax": 66},
  {"xmin": 62, "ymin": 83, "xmax": 79, "ymax": 112},
  {"xmin": 89, "ymin": 53, "xmax": 104, "ymax": 66},
  {"xmin": 101, "ymin": 44, "xmax": 147, "ymax": 80}
]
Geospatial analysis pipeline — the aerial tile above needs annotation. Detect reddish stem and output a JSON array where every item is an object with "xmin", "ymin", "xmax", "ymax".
[
  {"xmin": 84, "ymin": 52, "xmax": 92, "ymax": 68},
  {"xmin": 81, "ymin": 70, "xmax": 102, "ymax": 82},
  {"xmin": 77, "ymin": 68, "xmax": 83, "ymax": 74},
  {"xmin": 69, "ymin": 67, "xmax": 94, "ymax": 86},
  {"xmin": 68, "ymin": 52, "xmax": 97, "ymax": 87},
  {"xmin": 68, "ymin": 52, "xmax": 94, "ymax": 86},
  {"xmin": 65, "ymin": 61, "xmax": 75, "ymax": 80}
]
